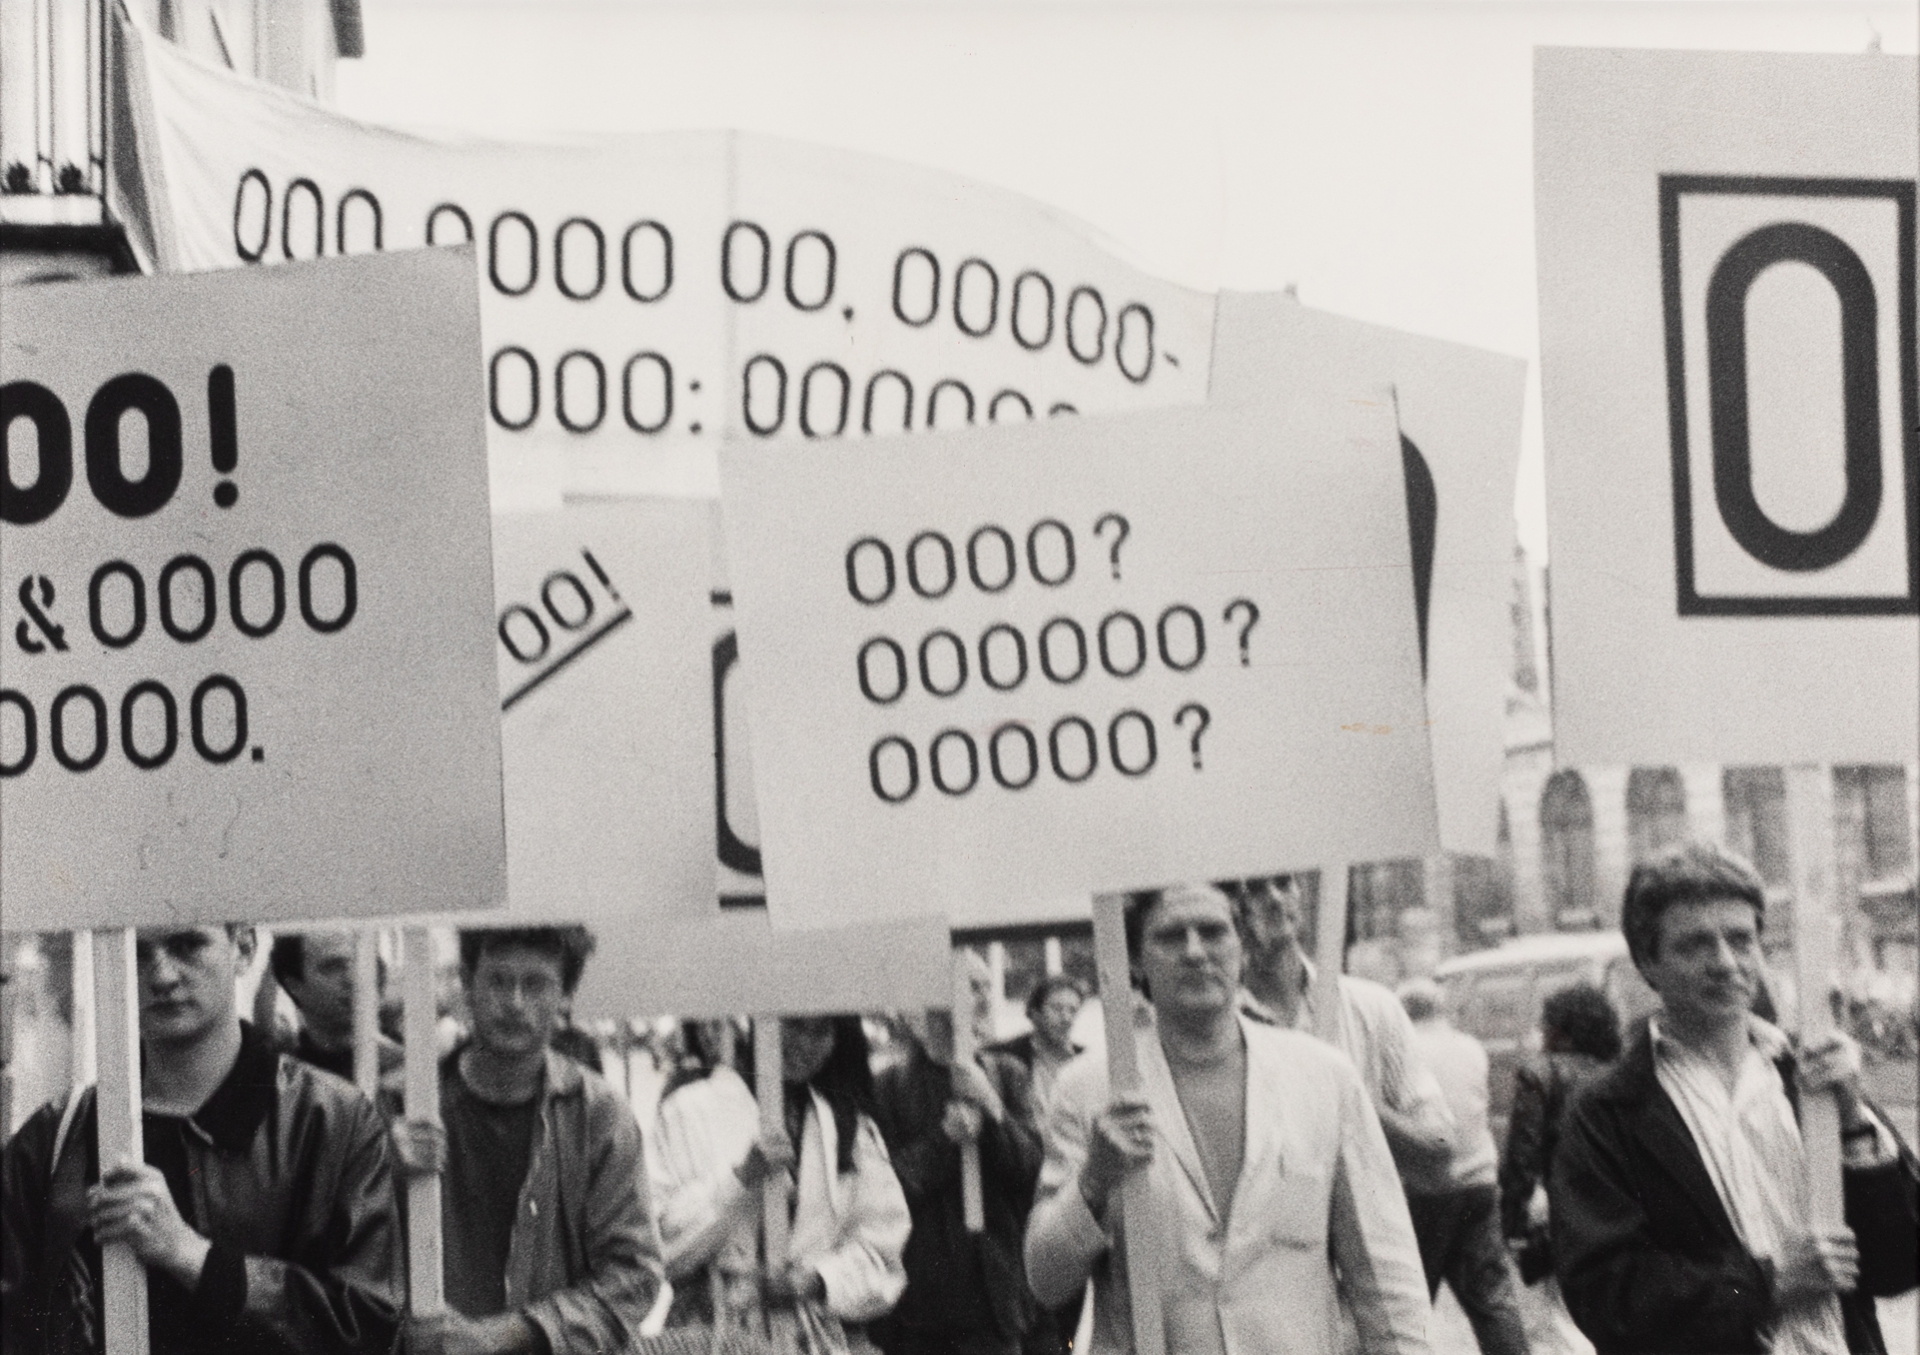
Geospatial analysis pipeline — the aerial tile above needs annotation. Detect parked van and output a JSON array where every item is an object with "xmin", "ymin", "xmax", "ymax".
[{"xmin": 1432, "ymin": 931, "xmax": 1660, "ymax": 1139}]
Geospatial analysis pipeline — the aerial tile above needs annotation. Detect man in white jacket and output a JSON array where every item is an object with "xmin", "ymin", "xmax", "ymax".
[{"xmin": 1023, "ymin": 884, "xmax": 1433, "ymax": 1355}]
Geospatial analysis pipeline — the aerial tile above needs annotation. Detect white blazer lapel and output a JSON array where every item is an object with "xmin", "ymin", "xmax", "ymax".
[
  {"xmin": 1136, "ymin": 1023, "xmax": 1219, "ymax": 1223},
  {"xmin": 1236, "ymin": 1015, "xmax": 1287, "ymax": 1204}
]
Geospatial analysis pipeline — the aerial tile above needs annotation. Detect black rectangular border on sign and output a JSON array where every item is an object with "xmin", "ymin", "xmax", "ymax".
[{"xmin": 1659, "ymin": 174, "xmax": 1919, "ymax": 617}]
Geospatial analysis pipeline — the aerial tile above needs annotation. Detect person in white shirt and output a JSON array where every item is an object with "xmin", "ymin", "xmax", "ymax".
[
  {"xmin": 1024, "ymin": 883, "xmax": 1433, "ymax": 1355},
  {"xmin": 650, "ymin": 1015, "xmax": 910, "ymax": 1349},
  {"xmin": 1550, "ymin": 841, "xmax": 1918, "ymax": 1355},
  {"xmin": 1398, "ymin": 979, "xmax": 1530, "ymax": 1355},
  {"xmin": 1230, "ymin": 875, "xmax": 1456, "ymax": 1180}
]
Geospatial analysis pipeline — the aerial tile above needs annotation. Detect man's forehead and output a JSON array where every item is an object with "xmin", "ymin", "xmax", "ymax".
[
  {"xmin": 1660, "ymin": 896, "xmax": 1760, "ymax": 932},
  {"xmin": 472, "ymin": 943, "xmax": 564, "ymax": 973},
  {"xmin": 136, "ymin": 925, "xmax": 224, "ymax": 944},
  {"xmin": 1150, "ymin": 886, "xmax": 1234, "ymax": 927},
  {"xmin": 304, "ymin": 931, "xmax": 356, "ymax": 963}
]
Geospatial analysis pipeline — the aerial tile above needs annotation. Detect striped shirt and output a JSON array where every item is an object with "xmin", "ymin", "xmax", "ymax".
[
  {"xmin": 1241, "ymin": 966, "xmax": 1455, "ymax": 1152},
  {"xmin": 1650, "ymin": 1016, "xmax": 1851, "ymax": 1355}
]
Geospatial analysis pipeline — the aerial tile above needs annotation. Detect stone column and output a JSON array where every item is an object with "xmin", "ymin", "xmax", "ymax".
[
  {"xmin": 1679, "ymin": 763, "xmax": 1727, "ymax": 847},
  {"xmin": 1504, "ymin": 750, "xmax": 1555, "ymax": 935},
  {"xmin": 1588, "ymin": 765, "xmax": 1632, "ymax": 926}
]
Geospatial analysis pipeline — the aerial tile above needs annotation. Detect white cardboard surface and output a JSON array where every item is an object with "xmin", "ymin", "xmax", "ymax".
[
  {"xmin": 492, "ymin": 502, "xmax": 717, "ymax": 928},
  {"xmin": 1536, "ymin": 47, "xmax": 1918, "ymax": 765},
  {"xmin": 1211, "ymin": 296, "xmax": 1525, "ymax": 857},
  {"xmin": 722, "ymin": 394, "xmax": 1440, "ymax": 930},
  {"xmin": 0, "ymin": 251, "xmax": 504, "ymax": 928}
]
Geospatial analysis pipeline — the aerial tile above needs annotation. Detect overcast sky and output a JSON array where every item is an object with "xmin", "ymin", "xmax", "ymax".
[{"xmin": 336, "ymin": 1, "xmax": 1918, "ymax": 559}]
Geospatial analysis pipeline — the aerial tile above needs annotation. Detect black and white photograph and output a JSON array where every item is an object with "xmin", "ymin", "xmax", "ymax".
[{"xmin": 1, "ymin": 2, "xmax": 1915, "ymax": 1353}]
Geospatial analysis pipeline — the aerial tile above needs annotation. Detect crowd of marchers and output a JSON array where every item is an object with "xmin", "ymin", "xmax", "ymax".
[{"xmin": 2, "ymin": 841, "xmax": 1915, "ymax": 1355}]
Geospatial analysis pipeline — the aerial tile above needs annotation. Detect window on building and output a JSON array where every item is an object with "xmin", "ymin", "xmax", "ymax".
[
  {"xmin": 1627, "ymin": 767, "xmax": 1688, "ymax": 864},
  {"xmin": 1348, "ymin": 859, "xmax": 1425, "ymax": 942},
  {"xmin": 1722, "ymin": 766, "xmax": 1789, "ymax": 885},
  {"xmin": 1455, "ymin": 806, "xmax": 1516, "ymax": 948},
  {"xmin": 1541, "ymin": 770, "xmax": 1596, "ymax": 926},
  {"xmin": 1835, "ymin": 765, "xmax": 1916, "ymax": 880}
]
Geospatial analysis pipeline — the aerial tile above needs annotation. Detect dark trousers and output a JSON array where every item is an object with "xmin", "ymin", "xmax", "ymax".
[
  {"xmin": 1407, "ymin": 1184, "xmax": 1532, "ymax": 1355},
  {"xmin": 1022, "ymin": 1293, "xmax": 1083, "ymax": 1355},
  {"xmin": 875, "ymin": 1333, "xmax": 1021, "ymax": 1355}
]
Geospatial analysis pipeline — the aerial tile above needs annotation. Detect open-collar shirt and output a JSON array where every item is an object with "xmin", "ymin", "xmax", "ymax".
[{"xmin": 1649, "ymin": 1014, "xmax": 1850, "ymax": 1355}]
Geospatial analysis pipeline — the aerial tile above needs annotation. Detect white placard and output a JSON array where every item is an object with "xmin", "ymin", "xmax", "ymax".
[
  {"xmin": 570, "ymin": 912, "xmax": 953, "ymax": 1022},
  {"xmin": 492, "ymin": 501, "xmax": 717, "ymax": 928},
  {"xmin": 1211, "ymin": 295, "xmax": 1526, "ymax": 857},
  {"xmin": 117, "ymin": 13, "xmax": 1213, "ymax": 507},
  {"xmin": 0, "ymin": 250, "xmax": 504, "ymax": 929},
  {"xmin": 721, "ymin": 394, "xmax": 1440, "ymax": 931},
  {"xmin": 1536, "ymin": 47, "xmax": 1918, "ymax": 765}
]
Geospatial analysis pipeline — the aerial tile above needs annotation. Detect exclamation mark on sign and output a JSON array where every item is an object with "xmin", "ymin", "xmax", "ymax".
[{"xmin": 209, "ymin": 364, "xmax": 239, "ymax": 508}]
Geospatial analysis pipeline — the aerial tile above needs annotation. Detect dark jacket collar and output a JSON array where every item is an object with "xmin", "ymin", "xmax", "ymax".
[
  {"xmin": 1588, "ymin": 1014, "xmax": 1808, "ymax": 1254},
  {"xmin": 1595, "ymin": 1016, "xmax": 1800, "ymax": 1113},
  {"xmin": 175, "ymin": 1020, "xmax": 280, "ymax": 1152}
]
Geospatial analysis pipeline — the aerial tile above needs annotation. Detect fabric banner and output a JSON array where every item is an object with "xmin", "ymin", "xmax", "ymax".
[{"xmin": 115, "ymin": 11, "xmax": 1214, "ymax": 509}]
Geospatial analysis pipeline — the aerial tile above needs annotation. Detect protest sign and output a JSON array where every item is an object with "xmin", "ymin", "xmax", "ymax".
[
  {"xmin": 721, "ymin": 392, "xmax": 1440, "ymax": 931},
  {"xmin": 493, "ymin": 500, "xmax": 717, "ymax": 928},
  {"xmin": 0, "ymin": 250, "xmax": 504, "ymax": 930},
  {"xmin": 570, "ymin": 913, "xmax": 953, "ymax": 1022},
  {"xmin": 1211, "ymin": 295, "xmax": 1525, "ymax": 856},
  {"xmin": 116, "ymin": 12, "xmax": 1213, "ymax": 507},
  {"xmin": 1537, "ymin": 47, "xmax": 1918, "ymax": 766}
]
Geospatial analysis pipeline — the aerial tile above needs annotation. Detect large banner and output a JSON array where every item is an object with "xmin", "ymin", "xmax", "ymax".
[
  {"xmin": 1537, "ymin": 48, "xmax": 1918, "ymax": 766},
  {"xmin": 0, "ymin": 251, "xmax": 505, "ymax": 929},
  {"xmin": 722, "ymin": 393, "xmax": 1440, "ymax": 930},
  {"xmin": 117, "ymin": 14, "xmax": 1214, "ymax": 507},
  {"xmin": 1212, "ymin": 296, "xmax": 1525, "ymax": 857}
]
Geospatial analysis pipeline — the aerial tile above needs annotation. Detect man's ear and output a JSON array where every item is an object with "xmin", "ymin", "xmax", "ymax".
[{"xmin": 230, "ymin": 924, "xmax": 258, "ymax": 969}]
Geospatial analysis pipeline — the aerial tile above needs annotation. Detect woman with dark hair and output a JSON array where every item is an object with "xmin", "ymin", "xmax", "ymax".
[
  {"xmin": 650, "ymin": 1014, "xmax": 908, "ymax": 1348},
  {"xmin": 1498, "ymin": 982, "xmax": 1621, "ymax": 1355}
]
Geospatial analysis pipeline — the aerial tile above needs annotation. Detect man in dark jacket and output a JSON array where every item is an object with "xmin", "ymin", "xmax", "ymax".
[
  {"xmin": 871, "ymin": 1010, "xmax": 1043, "ymax": 1355},
  {"xmin": 1550, "ymin": 843, "xmax": 1918, "ymax": 1355},
  {"xmin": 1, "ymin": 924, "xmax": 403, "ymax": 1355}
]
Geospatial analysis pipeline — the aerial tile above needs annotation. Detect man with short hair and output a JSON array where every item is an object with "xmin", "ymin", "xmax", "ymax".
[
  {"xmin": 269, "ymin": 929, "xmax": 404, "ymax": 1096},
  {"xmin": 1, "ymin": 924, "xmax": 403, "ymax": 1354},
  {"xmin": 393, "ymin": 925, "xmax": 662, "ymax": 1355},
  {"xmin": 1397, "ymin": 979, "xmax": 1530, "ymax": 1355},
  {"xmin": 1229, "ymin": 875, "xmax": 1456, "ymax": 1179},
  {"xmin": 991, "ymin": 976, "xmax": 1087, "ymax": 1119},
  {"xmin": 1025, "ymin": 884, "xmax": 1432, "ymax": 1355},
  {"xmin": 1551, "ymin": 842, "xmax": 1918, "ymax": 1355}
]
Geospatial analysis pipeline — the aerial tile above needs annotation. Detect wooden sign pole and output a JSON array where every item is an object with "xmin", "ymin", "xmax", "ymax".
[
  {"xmin": 72, "ymin": 930, "xmax": 98, "ymax": 1090},
  {"xmin": 753, "ymin": 1017, "xmax": 797, "ymax": 1349},
  {"xmin": 1784, "ymin": 764, "xmax": 1843, "ymax": 1227},
  {"xmin": 951, "ymin": 951, "xmax": 986, "ymax": 1233},
  {"xmin": 354, "ymin": 929, "xmax": 381, "ymax": 1102},
  {"xmin": 402, "ymin": 927, "xmax": 445, "ymax": 1318},
  {"xmin": 1091, "ymin": 894, "xmax": 1166, "ymax": 1355},
  {"xmin": 94, "ymin": 928, "xmax": 150, "ymax": 1355},
  {"xmin": 1312, "ymin": 866, "xmax": 1351, "ymax": 1045}
]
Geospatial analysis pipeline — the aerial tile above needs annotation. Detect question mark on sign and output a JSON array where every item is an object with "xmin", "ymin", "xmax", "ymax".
[
  {"xmin": 1093, "ymin": 513, "xmax": 1130, "ymax": 580},
  {"xmin": 1173, "ymin": 702, "xmax": 1211, "ymax": 769},
  {"xmin": 1224, "ymin": 599, "xmax": 1260, "ymax": 666}
]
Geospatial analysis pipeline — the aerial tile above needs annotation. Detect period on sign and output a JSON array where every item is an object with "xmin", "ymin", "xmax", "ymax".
[{"xmin": 721, "ymin": 390, "xmax": 1440, "ymax": 933}]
